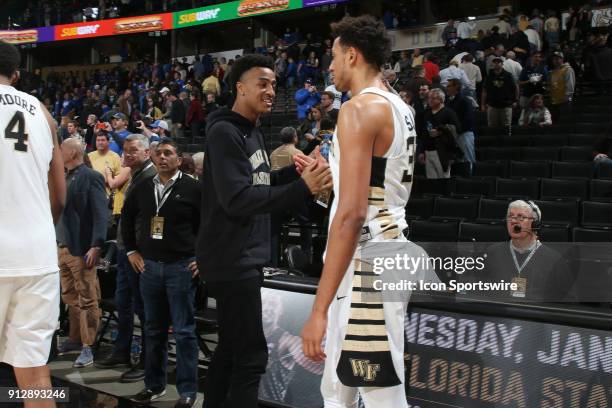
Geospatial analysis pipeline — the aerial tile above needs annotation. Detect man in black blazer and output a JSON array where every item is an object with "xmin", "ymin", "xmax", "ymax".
[{"xmin": 56, "ymin": 137, "xmax": 108, "ymax": 368}]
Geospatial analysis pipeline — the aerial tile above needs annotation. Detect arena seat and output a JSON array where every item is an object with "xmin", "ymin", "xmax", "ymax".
[
  {"xmin": 540, "ymin": 178, "xmax": 589, "ymax": 201},
  {"xmin": 479, "ymin": 147, "xmax": 521, "ymax": 161},
  {"xmin": 531, "ymin": 134, "xmax": 569, "ymax": 147},
  {"xmin": 406, "ymin": 197, "xmax": 435, "ymax": 220},
  {"xmin": 409, "ymin": 219, "xmax": 459, "ymax": 242},
  {"xmin": 431, "ymin": 196, "xmax": 479, "ymax": 221},
  {"xmin": 589, "ymin": 179, "xmax": 612, "ymax": 202},
  {"xmin": 560, "ymin": 146, "xmax": 593, "ymax": 162},
  {"xmin": 496, "ymin": 178, "xmax": 540, "ymax": 200},
  {"xmin": 595, "ymin": 161, "xmax": 612, "ymax": 179},
  {"xmin": 520, "ymin": 147, "xmax": 560, "ymax": 161},
  {"xmin": 534, "ymin": 200, "xmax": 580, "ymax": 226},
  {"xmin": 538, "ymin": 225, "xmax": 571, "ymax": 242},
  {"xmin": 458, "ymin": 222, "xmax": 507, "ymax": 242},
  {"xmin": 509, "ymin": 161, "xmax": 550, "ymax": 178},
  {"xmin": 573, "ymin": 227, "xmax": 612, "ymax": 241},
  {"xmin": 472, "ymin": 161, "xmax": 508, "ymax": 177},
  {"xmin": 551, "ymin": 161, "xmax": 593, "ymax": 179},
  {"xmin": 581, "ymin": 201, "xmax": 612, "ymax": 229},
  {"xmin": 568, "ymin": 133, "xmax": 598, "ymax": 146},
  {"xmin": 412, "ymin": 176, "xmax": 451, "ymax": 197},
  {"xmin": 451, "ymin": 177, "xmax": 496, "ymax": 197},
  {"xmin": 477, "ymin": 198, "xmax": 510, "ymax": 223}
]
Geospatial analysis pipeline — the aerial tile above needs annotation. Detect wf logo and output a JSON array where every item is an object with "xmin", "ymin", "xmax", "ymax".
[{"xmin": 349, "ymin": 358, "xmax": 380, "ymax": 382}]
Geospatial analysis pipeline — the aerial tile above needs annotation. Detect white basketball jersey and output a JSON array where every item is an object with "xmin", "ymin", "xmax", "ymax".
[
  {"xmin": 0, "ymin": 84, "xmax": 58, "ymax": 277},
  {"xmin": 327, "ymin": 87, "xmax": 417, "ymax": 244}
]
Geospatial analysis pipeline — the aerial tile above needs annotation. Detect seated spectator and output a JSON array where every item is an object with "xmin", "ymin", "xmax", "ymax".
[
  {"xmin": 192, "ymin": 152, "xmax": 205, "ymax": 179},
  {"xmin": 473, "ymin": 200, "xmax": 576, "ymax": 302},
  {"xmin": 519, "ymin": 94, "xmax": 552, "ymax": 127},
  {"xmin": 270, "ymin": 127, "xmax": 302, "ymax": 171},
  {"xmin": 295, "ymin": 79, "xmax": 321, "ymax": 120}
]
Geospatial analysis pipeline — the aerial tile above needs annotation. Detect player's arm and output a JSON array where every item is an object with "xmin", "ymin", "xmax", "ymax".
[
  {"xmin": 301, "ymin": 97, "xmax": 382, "ymax": 361},
  {"xmin": 42, "ymin": 103, "xmax": 66, "ymax": 224}
]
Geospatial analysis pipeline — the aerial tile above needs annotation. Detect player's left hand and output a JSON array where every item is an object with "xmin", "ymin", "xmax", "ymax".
[
  {"xmin": 85, "ymin": 247, "xmax": 101, "ymax": 269},
  {"xmin": 301, "ymin": 311, "xmax": 327, "ymax": 361},
  {"xmin": 188, "ymin": 261, "xmax": 199, "ymax": 278}
]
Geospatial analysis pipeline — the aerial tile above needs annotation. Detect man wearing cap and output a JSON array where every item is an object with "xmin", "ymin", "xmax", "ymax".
[
  {"xmin": 107, "ymin": 112, "xmax": 131, "ymax": 155},
  {"xmin": 482, "ymin": 56, "xmax": 518, "ymax": 127},
  {"xmin": 295, "ymin": 79, "xmax": 321, "ymax": 120},
  {"xmin": 136, "ymin": 119, "xmax": 170, "ymax": 142},
  {"xmin": 548, "ymin": 51, "xmax": 575, "ymax": 122}
]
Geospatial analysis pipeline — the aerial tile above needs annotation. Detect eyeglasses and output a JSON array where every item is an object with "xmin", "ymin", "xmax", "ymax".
[{"xmin": 506, "ymin": 215, "xmax": 534, "ymax": 222}]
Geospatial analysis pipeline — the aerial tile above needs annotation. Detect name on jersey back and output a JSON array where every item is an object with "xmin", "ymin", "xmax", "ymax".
[{"xmin": 0, "ymin": 92, "xmax": 37, "ymax": 116}]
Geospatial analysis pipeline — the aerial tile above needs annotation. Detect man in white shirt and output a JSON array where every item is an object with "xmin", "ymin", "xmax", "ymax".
[
  {"xmin": 456, "ymin": 19, "xmax": 476, "ymax": 39},
  {"xmin": 495, "ymin": 16, "xmax": 512, "ymax": 37},
  {"xmin": 459, "ymin": 54, "xmax": 482, "ymax": 98},
  {"xmin": 503, "ymin": 51, "xmax": 523, "ymax": 82},
  {"xmin": 524, "ymin": 25, "xmax": 542, "ymax": 53},
  {"xmin": 324, "ymin": 83, "xmax": 343, "ymax": 110},
  {"xmin": 439, "ymin": 60, "xmax": 471, "ymax": 90}
]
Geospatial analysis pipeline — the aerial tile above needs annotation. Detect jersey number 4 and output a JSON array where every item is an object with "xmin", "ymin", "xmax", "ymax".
[{"xmin": 5, "ymin": 111, "xmax": 28, "ymax": 152}]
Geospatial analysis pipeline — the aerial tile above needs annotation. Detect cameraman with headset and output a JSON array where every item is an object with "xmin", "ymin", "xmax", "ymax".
[{"xmin": 476, "ymin": 200, "xmax": 576, "ymax": 302}]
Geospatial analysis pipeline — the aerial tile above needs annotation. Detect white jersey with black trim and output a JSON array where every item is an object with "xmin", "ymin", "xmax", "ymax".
[
  {"xmin": 327, "ymin": 86, "xmax": 417, "ymax": 245},
  {"xmin": 0, "ymin": 84, "xmax": 58, "ymax": 277}
]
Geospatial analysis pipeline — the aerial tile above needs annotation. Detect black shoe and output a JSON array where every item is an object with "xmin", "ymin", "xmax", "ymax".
[
  {"xmin": 120, "ymin": 366, "xmax": 145, "ymax": 383},
  {"xmin": 131, "ymin": 388, "xmax": 166, "ymax": 404},
  {"xmin": 174, "ymin": 395, "xmax": 197, "ymax": 408},
  {"xmin": 95, "ymin": 354, "xmax": 131, "ymax": 369}
]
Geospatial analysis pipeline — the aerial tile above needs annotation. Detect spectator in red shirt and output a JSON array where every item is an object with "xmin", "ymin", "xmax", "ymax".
[
  {"xmin": 423, "ymin": 53, "xmax": 440, "ymax": 82},
  {"xmin": 186, "ymin": 90, "xmax": 204, "ymax": 142}
]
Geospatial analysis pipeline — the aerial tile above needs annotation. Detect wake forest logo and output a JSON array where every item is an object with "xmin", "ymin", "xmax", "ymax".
[
  {"xmin": 350, "ymin": 358, "xmax": 381, "ymax": 382},
  {"xmin": 249, "ymin": 149, "xmax": 270, "ymax": 185}
]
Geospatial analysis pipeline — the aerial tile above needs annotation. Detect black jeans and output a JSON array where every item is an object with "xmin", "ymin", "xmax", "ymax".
[{"xmin": 204, "ymin": 275, "xmax": 268, "ymax": 408}]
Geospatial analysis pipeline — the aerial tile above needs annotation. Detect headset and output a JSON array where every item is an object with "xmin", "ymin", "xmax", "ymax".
[{"xmin": 511, "ymin": 200, "xmax": 541, "ymax": 234}]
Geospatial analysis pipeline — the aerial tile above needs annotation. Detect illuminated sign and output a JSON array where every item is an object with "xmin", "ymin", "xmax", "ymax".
[
  {"xmin": 302, "ymin": 0, "xmax": 347, "ymax": 6},
  {"xmin": 174, "ymin": 0, "xmax": 301, "ymax": 28},
  {"xmin": 54, "ymin": 13, "xmax": 172, "ymax": 41}
]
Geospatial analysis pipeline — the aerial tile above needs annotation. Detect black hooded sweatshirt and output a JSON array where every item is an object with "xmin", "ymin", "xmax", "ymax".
[{"xmin": 196, "ymin": 108, "xmax": 311, "ymax": 282}]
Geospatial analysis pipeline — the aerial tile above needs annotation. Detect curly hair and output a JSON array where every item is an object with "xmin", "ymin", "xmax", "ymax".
[
  {"xmin": 330, "ymin": 15, "xmax": 391, "ymax": 70},
  {"xmin": 229, "ymin": 54, "xmax": 274, "ymax": 95}
]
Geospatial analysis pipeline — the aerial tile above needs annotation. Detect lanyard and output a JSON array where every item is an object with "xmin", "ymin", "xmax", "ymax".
[
  {"xmin": 510, "ymin": 241, "xmax": 540, "ymax": 276},
  {"xmin": 154, "ymin": 173, "xmax": 180, "ymax": 215}
]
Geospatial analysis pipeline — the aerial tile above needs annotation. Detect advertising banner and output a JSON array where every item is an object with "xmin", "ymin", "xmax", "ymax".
[
  {"xmin": 302, "ymin": 0, "xmax": 347, "ymax": 7},
  {"xmin": 54, "ymin": 13, "xmax": 172, "ymax": 41},
  {"xmin": 174, "ymin": 0, "xmax": 301, "ymax": 29},
  {"xmin": 259, "ymin": 287, "xmax": 612, "ymax": 407},
  {"xmin": 0, "ymin": 26, "xmax": 54, "ymax": 44}
]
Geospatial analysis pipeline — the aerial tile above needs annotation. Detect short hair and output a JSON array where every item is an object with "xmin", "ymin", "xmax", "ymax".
[
  {"xmin": 320, "ymin": 118, "xmax": 335, "ymax": 131},
  {"xmin": 95, "ymin": 132, "xmax": 110, "ymax": 141},
  {"xmin": 0, "ymin": 40, "xmax": 21, "ymax": 78},
  {"xmin": 229, "ymin": 54, "xmax": 274, "ymax": 95},
  {"xmin": 125, "ymin": 133, "xmax": 150, "ymax": 150},
  {"xmin": 192, "ymin": 152, "xmax": 204, "ymax": 168},
  {"xmin": 321, "ymin": 91, "xmax": 335, "ymax": 100},
  {"xmin": 508, "ymin": 200, "xmax": 541, "ymax": 221},
  {"xmin": 330, "ymin": 15, "xmax": 391, "ymax": 70},
  {"xmin": 428, "ymin": 88, "xmax": 446, "ymax": 102},
  {"xmin": 62, "ymin": 137, "xmax": 85, "ymax": 156},
  {"xmin": 280, "ymin": 127, "xmax": 297, "ymax": 144},
  {"xmin": 462, "ymin": 54, "xmax": 474, "ymax": 62},
  {"xmin": 506, "ymin": 50, "xmax": 516, "ymax": 60},
  {"xmin": 158, "ymin": 137, "xmax": 182, "ymax": 157},
  {"xmin": 447, "ymin": 78, "xmax": 462, "ymax": 91}
]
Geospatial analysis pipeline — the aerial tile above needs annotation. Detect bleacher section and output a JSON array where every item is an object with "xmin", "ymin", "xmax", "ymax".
[{"xmin": 407, "ymin": 94, "xmax": 612, "ymax": 243}]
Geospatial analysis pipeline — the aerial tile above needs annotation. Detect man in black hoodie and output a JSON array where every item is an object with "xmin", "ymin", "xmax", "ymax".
[{"xmin": 197, "ymin": 54, "xmax": 331, "ymax": 408}]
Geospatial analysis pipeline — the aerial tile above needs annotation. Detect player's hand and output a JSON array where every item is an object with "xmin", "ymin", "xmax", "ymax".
[
  {"xmin": 301, "ymin": 161, "xmax": 332, "ymax": 195},
  {"xmin": 294, "ymin": 151, "xmax": 316, "ymax": 174},
  {"xmin": 84, "ymin": 247, "xmax": 100, "ymax": 269},
  {"xmin": 301, "ymin": 311, "xmax": 327, "ymax": 361},
  {"xmin": 128, "ymin": 251, "xmax": 145, "ymax": 273},
  {"xmin": 188, "ymin": 261, "xmax": 199, "ymax": 278}
]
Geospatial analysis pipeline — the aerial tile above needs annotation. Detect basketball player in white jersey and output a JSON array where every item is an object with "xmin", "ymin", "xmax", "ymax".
[
  {"xmin": 0, "ymin": 40, "xmax": 66, "ymax": 408},
  {"xmin": 300, "ymin": 16, "xmax": 439, "ymax": 407}
]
